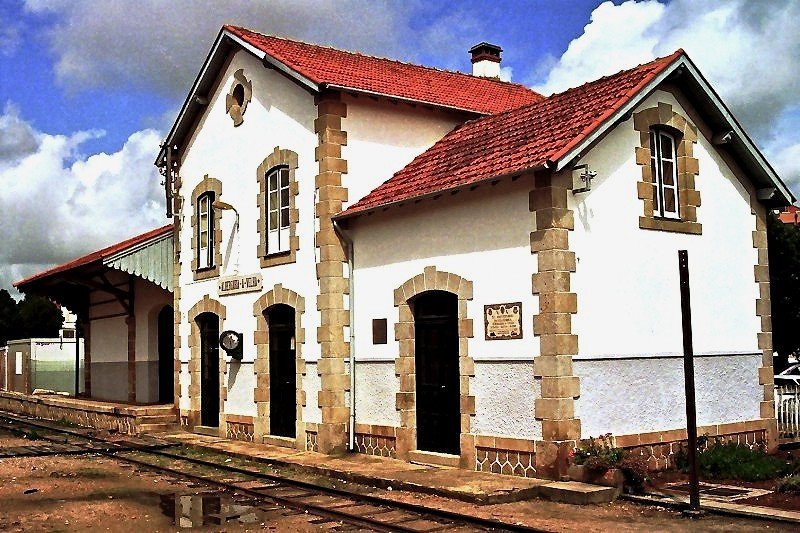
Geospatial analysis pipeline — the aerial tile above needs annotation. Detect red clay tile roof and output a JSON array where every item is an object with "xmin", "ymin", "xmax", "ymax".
[
  {"xmin": 779, "ymin": 205, "xmax": 800, "ymax": 224},
  {"xmin": 15, "ymin": 225, "xmax": 173, "ymax": 288},
  {"xmin": 338, "ymin": 51, "xmax": 684, "ymax": 218},
  {"xmin": 224, "ymin": 25, "xmax": 543, "ymax": 114}
]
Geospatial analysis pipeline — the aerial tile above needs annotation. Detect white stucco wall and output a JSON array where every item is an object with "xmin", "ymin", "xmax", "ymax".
[
  {"xmin": 569, "ymin": 89, "xmax": 763, "ymax": 437},
  {"xmin": 342, "ymin": 95, "xmax": 463, "ymax": 210},
  {"xmin": 350, "ymin": 177, "xmax": 540, "ymax": 436},
  {"xmin": 175, "ymin": 49, "xmax": 471, "ymax": 423},
  {"xmin": 472, "ymin": 361, "xmax": 540, "ymax": 440},
  {"xmin": 176, "ymin": 49, "xmax": 319, "ymax": 419}
]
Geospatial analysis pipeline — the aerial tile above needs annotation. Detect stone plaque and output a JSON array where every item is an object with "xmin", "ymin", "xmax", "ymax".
[
  {"xmin": 484, "ymin": 302, "xmax": 522, "ymax": 340},
  {"xmin": 218, "ymin": 273, "xmax": 263, "ymax": 296}
]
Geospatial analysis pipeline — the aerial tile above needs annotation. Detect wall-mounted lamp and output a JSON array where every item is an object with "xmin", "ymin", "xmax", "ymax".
[{"xmin": 572, "ymin": 164, "xmax": 597, "ymax": 195}]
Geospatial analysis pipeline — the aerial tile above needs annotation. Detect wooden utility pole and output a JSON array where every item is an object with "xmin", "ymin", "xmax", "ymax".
[{"xmin": 678, "ymin": 250, "xmax": 701, "ymax": 513}]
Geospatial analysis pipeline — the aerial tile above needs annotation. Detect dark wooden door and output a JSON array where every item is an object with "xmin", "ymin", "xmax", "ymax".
[
  {"xmin": 414, "ymin": 291, "xmax": 460, "ymax": 454},
  {"xmin": 268, "ymin": 305, "xmax": 296, "ymax": 438},
  {"xmin": 157, "ymin": 306, "xmax": 174, "ymax": 404},
  {"xmin": 199, "ymin": 313, "xmax": 219, "ymax": 427}
]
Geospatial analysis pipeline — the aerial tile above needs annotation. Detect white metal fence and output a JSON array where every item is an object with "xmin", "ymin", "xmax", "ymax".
[{"xmin": 775, "ymin": 383, "xmax": 800, "ymax": 442}]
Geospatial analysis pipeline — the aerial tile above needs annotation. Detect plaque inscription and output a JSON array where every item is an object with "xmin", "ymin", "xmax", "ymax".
[{"xmin": 484, "ymin": 302, "xmax": 522, "ymax": 340}]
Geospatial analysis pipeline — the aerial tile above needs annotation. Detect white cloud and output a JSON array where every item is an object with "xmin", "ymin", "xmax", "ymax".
[
  {"xmin": 0, "ymin": 104, "xmax": 164, "ymax": 293},
  {"xmin": 770, "ymin": 142, "xmax": 800, "ymax": 194},
  {"xmin": 22, "ymin": 0, "xmax": 431, "ymax": 96},
  {"xmin": 533, "ymin": 0, "xmax": 800, "ymax": 194}
]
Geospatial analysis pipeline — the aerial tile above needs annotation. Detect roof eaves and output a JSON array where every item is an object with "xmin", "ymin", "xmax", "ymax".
[
  {"xmin": 334, "ymin": 165, "xmax": 545, "ymax": 220},
  {"xmin": 678, "ymin": 59, "xmax": 794, "ymax": 204},
  {"xmin": 552, "ymin": 51, "xmax": 683, "ymax": 171},
  {"xmin": 156, "ymin": 28, "xmax": 230, "ymax": 167}
]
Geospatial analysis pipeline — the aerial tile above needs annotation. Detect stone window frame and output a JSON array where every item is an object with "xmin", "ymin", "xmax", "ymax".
[
  {"xmin": 253, "ymin": 284, "xmax": 307, "ymax": 450},
  {"xmin": 187, "ymin": 296, "xmax": 227, "ymax": 435},
  {"xmin": 633, "ymin": 102, "xmax": 702, "ymax": 235},
  {"xmin": 392, "ymin": 266, "xmax": 476, "ymax": 468},
  {"xmin": 257, "ymin": 148, "xmax": 300, "ymax": 268},
  {"xmin": 190, "ymin": 176, "xmax": 223, "ymax": 280}
]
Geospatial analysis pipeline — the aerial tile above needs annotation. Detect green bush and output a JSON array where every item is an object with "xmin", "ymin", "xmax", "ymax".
[
  {"xmin": 695, "ymin": 440, "xmax": 789, "ymax": 481},
  {"xmin": 776, "ymin": 475, "xmax": 800, "ymax": 494}
]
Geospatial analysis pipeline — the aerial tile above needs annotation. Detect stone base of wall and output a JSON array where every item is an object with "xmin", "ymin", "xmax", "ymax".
[
  {"xmin": 353, "ymin": 423, "xmax": 397, "ymax": 458},
  {"xmin": 305, "ymin": 422, "xmax": 319, "ymax": 452},
  {"xmin": 613, "ymin": 419, "xmax": 770, "ymax": 471},
  {"xmin": 225, "ymin": 414, "xmax": 255, "ymax": 442},
  {"xmin": 0, "ymin": 390, "xmax": 174, "ymax": 435}
]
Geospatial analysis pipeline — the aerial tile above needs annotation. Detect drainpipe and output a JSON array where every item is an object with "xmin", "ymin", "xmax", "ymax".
[{"xmin": 332, "ymin": 219, "xmax": 356, "ymax": 451}]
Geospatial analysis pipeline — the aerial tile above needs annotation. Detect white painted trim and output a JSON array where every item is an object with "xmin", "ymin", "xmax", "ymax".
[
  {"xmin": 555, "ymin": 56, "xmax": 793, "ymax": 204},
  {"xmin": 554, "ymin": 62, "xmax": 678, "ymax": 172},
  {"xmin": 102, "ymin": 232, "xmax": 171, "ymax": 265}
]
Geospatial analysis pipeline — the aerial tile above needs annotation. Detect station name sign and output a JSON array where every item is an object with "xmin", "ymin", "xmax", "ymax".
[{"xmin": 218, "ymin": 273, "xmax": 263, "ymax": 296}]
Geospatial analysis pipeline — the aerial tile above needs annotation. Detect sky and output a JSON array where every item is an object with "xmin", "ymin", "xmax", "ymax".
[{"xmin": 1, "ymin": 0, "xmax": 799, "ymax": 296}]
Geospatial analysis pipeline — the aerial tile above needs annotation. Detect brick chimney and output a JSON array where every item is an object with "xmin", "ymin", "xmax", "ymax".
[{"xmin": 469, "ymin": 42, "xmax": 502, "ymax": 78}]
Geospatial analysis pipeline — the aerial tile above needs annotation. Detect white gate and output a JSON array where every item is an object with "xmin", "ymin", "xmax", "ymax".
[{"xmin": 775, "ymin": 383, "xmax": 800, "ymax": 443}]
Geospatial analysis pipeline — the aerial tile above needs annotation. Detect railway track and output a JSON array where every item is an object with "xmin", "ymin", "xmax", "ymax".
[{"xmin": 0, "ymin": 411, "xmax": 550, "ymax": 532}]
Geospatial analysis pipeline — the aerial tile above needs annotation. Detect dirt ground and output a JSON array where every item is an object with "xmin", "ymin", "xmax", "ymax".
[
  {"xmin": 0, "ymin": 430, "xmax": 323, "ymax": 532},
  {"xmin": 1, "ymin": 429, "xmax": 796, "ymax": 532}
]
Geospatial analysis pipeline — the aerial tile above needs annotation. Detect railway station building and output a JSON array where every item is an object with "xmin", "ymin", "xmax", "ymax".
[{"xmin": 12, "ymin": 25, "xmax": 792, "ymax": 479}]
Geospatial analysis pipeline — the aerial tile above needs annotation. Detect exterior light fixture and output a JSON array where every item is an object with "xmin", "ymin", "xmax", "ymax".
[{"xmin": 572, "ymin": 164, "xmax": 597, "ymax": 195}]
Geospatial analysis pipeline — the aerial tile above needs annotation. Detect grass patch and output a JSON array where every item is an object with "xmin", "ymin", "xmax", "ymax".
[{"xmin": 776, "ymin": 474, "xmax": 800, "ymax": 494}]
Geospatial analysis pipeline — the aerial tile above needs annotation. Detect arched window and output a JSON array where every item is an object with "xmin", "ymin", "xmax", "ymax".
[
  {"xmin": 266, "ymin": 166, "xmax": 290, "ymax": 255},
  {"xmin": 650, "ymin": 128, "xmax": 679, "ymax": 219},
  {"xmin": 197, "ymin": 191, "xmax": 215, "ymax": 269}
]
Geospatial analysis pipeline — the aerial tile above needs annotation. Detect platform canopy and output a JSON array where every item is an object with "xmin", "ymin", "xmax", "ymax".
[{"xmin": 14, "ymin": 225, "xmax": 174, "ymax": 315}]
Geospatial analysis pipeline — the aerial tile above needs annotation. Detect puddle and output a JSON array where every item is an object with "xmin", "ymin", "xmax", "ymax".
[{"xmin": 159, "ymin": 493, "xmax": 270, "ymax": 528}]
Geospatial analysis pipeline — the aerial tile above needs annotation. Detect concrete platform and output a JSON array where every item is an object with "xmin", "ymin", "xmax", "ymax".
[
  {"xmin": 161, "ymin": 430, "xmax": 615, "ymax": 505},
  {"xmin": 0, "ymin": 390, "xmax": 177, "ymax": 435},
  {"xmin": 539, "ymin": 481, "xmax": 617, "ymax": 505}
]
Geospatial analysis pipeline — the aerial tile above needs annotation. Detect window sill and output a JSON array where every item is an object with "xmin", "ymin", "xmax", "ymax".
[
  {"xmin": 193, "ymin": 267, "xmax": 220, "ymax": 281},
  {"xmin": 639, "ymin": 216, "xmax": 702, "ymax": 235},
  {"xmin": 260, "ymin": 250, "xmax": 295, "ymax": 268}
]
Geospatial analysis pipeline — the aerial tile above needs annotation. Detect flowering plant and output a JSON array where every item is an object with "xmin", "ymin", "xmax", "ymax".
[{"xmin": 572, "ymin": 433, "xmax": 623, "ymax": 472}]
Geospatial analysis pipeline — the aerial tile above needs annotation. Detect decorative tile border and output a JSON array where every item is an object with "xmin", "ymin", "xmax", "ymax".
[
  {"xmin": 611, "ymin": 419, "xmax": 769, "ymax": 471},
  {"xmin": 353, "ymin": 423, "xmax": 397, "ymax": 458},
  {"xmin": 225, "ymin": 414, "xmax": 255, "ymax": 442},
  {"xmin": 252, "ymin": 285, "xmax": 306, "ymax": 449}
]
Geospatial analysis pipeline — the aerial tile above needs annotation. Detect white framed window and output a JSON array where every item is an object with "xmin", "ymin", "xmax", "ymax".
[
  {"xmin": 650, "ymin": 129, "xmax": 679, "ymax": 219},
  {"xmin": 266, "ymin": 167, "xmax": 290, "ymax": 255},
  {"xmin": 197, "ymin": 192, "xmax": 215, "ymax": 269}
]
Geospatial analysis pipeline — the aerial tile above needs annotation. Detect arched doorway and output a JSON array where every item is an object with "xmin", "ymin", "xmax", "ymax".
[
  {"xmin": 157, "ymin": 305, "xmax": 174, "ymax": 404},
  {"xmin": 413, "ymin": 291, "xmax": 459, "ymax": 454},
  {"xmin": 197, "ymin": 312, "xmax": 219, "ymax": 427},
  {"xmin": 267, "ymin": 304, "xmax": 296, "ymax": 438}
]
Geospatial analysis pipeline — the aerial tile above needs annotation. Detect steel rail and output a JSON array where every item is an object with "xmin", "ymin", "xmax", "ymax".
[{"xmin": 0, "ymin": 412, "xmax": 550, "ymax": 533}]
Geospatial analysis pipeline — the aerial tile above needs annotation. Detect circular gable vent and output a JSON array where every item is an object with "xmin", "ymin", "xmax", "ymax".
[{"xmin": 226, "ymin": 69, "xmax": 252, "ymax": 126}]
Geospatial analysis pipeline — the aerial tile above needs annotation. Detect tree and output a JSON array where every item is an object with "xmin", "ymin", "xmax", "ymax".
[
  {"xmin": 767, "ymin": 212, "xmax": 800, "ymax": 371},
  {"xmin": 0, "ymin": 289, "xmax": 18, "ymax": 345},
  {"xmin": 16, "ymin": 295, "xmax": 63, "ymax": 339}
]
